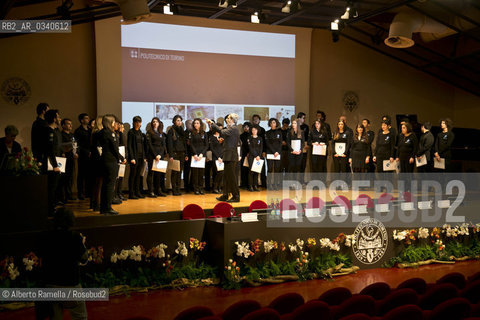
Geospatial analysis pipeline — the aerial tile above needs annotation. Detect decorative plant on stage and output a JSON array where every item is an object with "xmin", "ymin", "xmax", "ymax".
[{"xmin": 10, "ymin": 147, "xmax": 40, "ymax": 176}]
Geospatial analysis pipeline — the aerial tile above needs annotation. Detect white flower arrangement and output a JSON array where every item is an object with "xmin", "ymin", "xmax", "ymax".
[
  {"xmin": 288, "ymin": 244, "xmax": 297, "ymax": 252},
  {"xmin": 110, "ymin": 253, "xmax": 119, "ymax": 264},
  {"xmin": 458, "ymin": 223, "xmax": 469, "ymax": 236},
  {"xmin": 296, "ymin": 238, "xmax": 304, "ymax": 249},
  {"xmin": 175, "ymin": 241, "xmax": 188, "ymax": 257},
  {"xmin": 345, "ymin": 234, "xmax": 355, "ymax": 247},
  {"xmin": 329, "ymin": 242, "xmax": 341, "ymax": 252},
  {"xmin": 235, "ymin": 241, "xmax": 251, "ymax": 258},
  {"xmin": 393, "ymin": 230, "xmax": 408, "ymax": 241},
  {"xmin": 319, "ymin": 238, "xmax": 331, "ymax": 248},
  {"xmin": 8, "ymin": 263, "xmax": 19, "ymax": 280},
  {"xmin": 418, "ymin": 227, "xmax": 429, "ymax": 239},
  {"xmin": 264, "ymin": 240, "xmax": 275, "ymax": 253},
  {"xmin": 22, "ymin": 258, "xmax": 35, "ymax": 271}
]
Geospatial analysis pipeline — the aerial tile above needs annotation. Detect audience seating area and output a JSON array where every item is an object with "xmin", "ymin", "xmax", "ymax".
[{"xmin": 170, "ymin": 271, "xmax": 480, "ymax": 320}]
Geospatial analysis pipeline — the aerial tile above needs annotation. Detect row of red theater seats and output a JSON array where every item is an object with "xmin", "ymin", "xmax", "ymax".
[{"xmin": 167, "ymin": 271, "xmax": 480, "ymax": 320}]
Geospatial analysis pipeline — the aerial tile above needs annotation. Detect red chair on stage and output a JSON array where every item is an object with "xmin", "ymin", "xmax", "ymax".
[
  {"xmin": 306, "ymin": 197, "xmax": 325, "ymax": 210},
  {"xmin": 182, "ymin": 204, "xmax": 205, "ymax": 220},
  {"xmin": 402, "ymin": 191, "xmax": 414, "ymax": 203},
  {"xmin": 249, "ymin": 200, "xmax": 268, "ymax": 212},
  {"xmin": 279, "ymin": 199, "xmax": 299, "ymax": 213},
  {"xmin": 355, "ymin": 194, "xmax": 374, "ymax": 209},
  {"xmin": 377, "ymin": 193, "xmax": 394, "ymax": 204},
  {"xmin": 211, "ymin": 202, "xmax": 233, "ymax": 218},
  {"xmin": 333, "ymin": 195, "xmax": 351, "ymax": 210}
]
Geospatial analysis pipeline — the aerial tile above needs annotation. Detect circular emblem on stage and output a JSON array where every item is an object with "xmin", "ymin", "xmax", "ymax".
[
  {"xmin": 352, "ymin": 218, "xmax": 388, "ymax": 264},
  {"xmin": 1, "ymin": 77, "xmax": 31, "ymax": 105},
  {"xmin": 343, "ymin": 91, "xmax": 359, "ymax": 112}
]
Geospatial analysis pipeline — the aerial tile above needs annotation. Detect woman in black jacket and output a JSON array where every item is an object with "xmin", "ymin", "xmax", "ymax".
[
  {"xmin": 396, "ymin": 122, "xmax": 418, "ymax": 173},
  {"xmin": 90, "ymin": 116, "xmax": 103, "ymax": 211},
  {"xmin": 209, "ymin": 124, "xmax": 224, "ymax": 194},
  {"xmin": 265, "ymin": 118, "xmax": 282, "ymax": 190},
  {"xmin": 349, "ymin": 124, "xmax": 371, "ymax": 173},
  {"xmin": 373, "ymin": 120, "xmax": 395, "ymax": 173},
  {"xmin": 99, "ymin": 115, "xmax": 125, "ymax": 215},
  {"xmin": 146, "ymin": 117, "xmax": 167, "ymax": 197},
  {"xmin": 286, "ymin": 119, "xmax": 304, "ymax": 185},
  {"xmin": 190, "ymin": 118, "xmax": 209, "ymax": 195},
  {"xmin": 127, "ymin": 116, "xmax": 146, "ymax": 199},
  {"xmin": 167, "ymin": 115, "xmax": 188, "ymax": 196},
  {"xmin": 332, "ymin": 120, "xmax": 351, "ymax": 173},
  {"xmin": 308, "ymin": 120, "xmax": 329, "ymax": 173},
  {"xmin": 434, "ymin": 118, "xmax": 455, "ymax": 172},
  {"xmin": 247, "ymin": 125, "xmax": 263, "ymax": 192}
]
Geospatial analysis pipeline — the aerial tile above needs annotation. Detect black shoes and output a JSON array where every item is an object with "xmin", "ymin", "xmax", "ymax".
[
  {"xmin": 136, "ymin": 193, "xmax": 145, "ymax": 199},
  {"xmin": 156, "ymin": 192, "xmax": 167, "ymax": 197},
  {"xmin": 195, "ymin": 191, "xmax": 200, "ymax": 195},
  {"xmin": 227, "ymin": 196, "xmax": 240, "ymax": 203},
  {"xmin": 147, "ymin": 193, "xmax": 157, "ymax": 198},
  {"xmin": 248, "ymin": 187, "xmax": 254, "ymax": 192},
  {"xmin": 129, "ymin": 194, "xmax": 139, "ymax": 200},
  {"xmin": 253, "ymin": 186, "xmax": 260, "ymax": 192},
  {"xmin": 112, "ymin": 198, "xmax": 122, "ymax": 205},
  {"xmin": 101, "ymin": 209, "xmax": 119, "ymax": 215},
  {"xmin": 216, "ymin": 195, "xmax": 229, "ymax": 201}
]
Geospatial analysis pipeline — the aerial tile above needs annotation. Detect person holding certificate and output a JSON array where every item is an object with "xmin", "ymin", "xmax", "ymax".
[
  {"xmin": 114, "ymin": 121, "xmax": 127, "ymax": 201},
  {"xmin": 308, "ymin": 120, "xmax": 329, "ymax": 173},
  {"xmin": 167, "ymin": 115, "xmax": 188, "ymax": 196},
  {"xmin": 287, "ymin": 119, "xmax": 305, "ymax": 184},
  {"xmin": 190, "ymin": 118, "xmax": 209, "ymax": 195},
  {"xmin": 99, "ymin": 115, "xmax": 125, "ymax": 215},
  {"xmin": 146, "ymin": 117, "xmax": 167, "ymax": 198},
  {"xmin": 434, "ymin": 118, "xmax": 455, "ymax": 172},
  {"xmin": 209, "ymin": 124, "xmax": 224, "ymax": 194},
  {"xmin": 265, "ymin": 118, "xmax": 282, "ymax": 190},
  {"xmin": 127, "ymin": 116, "xmax": 146, "ymax": 199},
  {"xmin": 373, "ymin": 120, "xmax": 395, "ymax": 173},
  {"xmin": 205, "ymin": 114, "xmax": 240, "ymax": 203},
  {"xmin": 349, "ymin": 124, "xmax": 371, "ymax": 173},
  {"xmin": 416, "ymin": 122, "xmax": 434, "ymax": 173},
  {"xmin": 396, "ymin": 122, "xmax": 418, "ymax": 174},
  {"xmin": 247, "ymin": 125, "xmax": 263, "ymax": 192},
  {"xmin": 43, "ymin": 110, "xmax": 63, "ymax": 216},
  {"xmin": 332, "ymin": 119, "xmax": 351, "ymax": 174}
]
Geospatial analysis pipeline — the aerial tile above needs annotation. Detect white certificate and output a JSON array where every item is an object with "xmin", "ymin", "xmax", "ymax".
[
  {"xmin": 47, "ymin": 157, "xmax": 67, "ymax": 173},
  {"xmin": 383, "ymin": 160, "xmax": 397, "ymax": 171},
  {"xmin": 312, "ymin": 144, "xmax": 327, "ymax": 156},
  {"xmin": 434, "ymin": 158, "xmax": 446, "ymax": 170},
  {"xmin": 191, "ymin": 157, "xmax": 206, "ymax": 168},
  {"xmin": 215, "ymin": 160, "xmax": 224, "ymax": 171},
  {"xmin": 335, "ymin": 142, "xmax": 346, "ymax": 156},
  {"xmin": 266, "ymin": 153, "xmax": 281, "ymax": 160},
  {"xmin": 118, "ymin": 164, "xmax": 126, "ymax": 177},
  {"xmin": 153, "ymin": 159, "xmax": 168, "ymax": 173},
  {"xmin": 291, "ymin": 140, "xmax": 301, "ymax": 152},
  {"xmin": 118, "ymin": 146, "xmax": 125, "ymax": 158},
  {"xmin": 237, "ymin": 146, "xmax": 241, "ymax": 161},
  {"xmin": 169, "ymin": 159, "xmax": 180, "ymax": 172},
  {"xmin": 416, "ymin": 155, "xmax": 427, "ymax": 167},
  {"xmin": 251, "ymin": 159, "xmax": 264, "ymax": 173}
]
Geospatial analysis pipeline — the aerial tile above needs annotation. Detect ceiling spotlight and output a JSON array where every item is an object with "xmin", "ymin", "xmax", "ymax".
[
  {"xmin": 219, "ymin": 0, "xmax": 237, "ymax": 8},
  {"xmin": 341, "ymin": 7, "xmax": 349, "ymax": 20},
  {"xmin": 331, "ymin": 21, "xmax": 339, "ymax": 30},
  {"xmin": 251, "ymin": 11, "xmax": 260, "ymax": 23},
  {"xmin": 163, "ymin": 3, "xmax": 173, "ymax": 15},
  {"xmin": 281, "ymin": 0, "xmax": 301, "ymax": 14}
]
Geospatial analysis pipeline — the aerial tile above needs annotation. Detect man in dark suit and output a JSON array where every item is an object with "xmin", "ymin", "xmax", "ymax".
[
  {"xmin": 206, "ymin": 114, "xmax": 240, "ymax": 203},
  {"xmin": 416, "ymin": 122, "xmax": 435, "ymax": 173},
  {"xmin": 31, "ymin": 103, "xmax": 49, "ymax": 163}
]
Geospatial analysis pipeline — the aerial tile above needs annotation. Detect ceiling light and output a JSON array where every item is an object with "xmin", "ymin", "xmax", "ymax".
[
  {"xmin": 163, "ymin": 3, "xmax": 173, "ymax": 15},
  {"xmin": 251, "ymin": 11, "xmax": 260, "ymax": 23}
]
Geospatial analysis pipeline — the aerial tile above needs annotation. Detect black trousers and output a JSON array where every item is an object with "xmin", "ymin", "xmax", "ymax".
[
  {"xmin": 224, "ymin": 160, "xmax": 239, "ymax": 197},
  {"xmin": 267, "ymin": 159, "xmax": 281, "ymax": 188},
  {"xmin": 205, "ymin": 160, "xmax": 213, "ymax": 191},
  {"xmin": 147, "ymin": 159, "xmax": 165, "ymax": 194},
  {"xmin": 417, "ymin": 161, "xmax": 433, "ymax": 173},
  {"xmin": 115, "ymin": 177, "xmax": 124, "ymax": 197},
  {"xmin": 58, "ymin": 158, "xmax": 74, "ymax": 202},
  {"xmin": 77, "ymin": 155, "xmax": 90, "ymax": 198},
  {"xmin": 240, "ymin": 156, "xmax": 249, "ymax": 188},
  {"xmin": 288, "ymin": 153, "xmax": 303, "ymax": 182},
  {"xmin": 183, "ymin": 155, "xmax": 192, "ymax": 192},
  {"xmin": 129, "ymin": 159, "xmax": 144, "ymax": 196},
  {"xmin": 212, "ymin": 164, "xmax": 224, "ymax": 190},
  {"xmin": 47, "ymin": 172, "xmax": 60, "ymax": 216},
  {"xmin": 101, "ymin": 161, "xmax": 118, "ymax": 212},
  {"xmin": 192, "ymin": 168, "xmax": 205, "ymax": 192},
  {"xmin": 300, "ymin": 152, "xmax": 308, "ymax": 183},
  {"xmin": 333, "ymin": 156, "xmax": 349, "ymax": 173},
  {"xmin": 171, "ymin": 152, "xmax": 185, "ymax": 193},
  {"xmin": 311, "ymin": 155, "xmax": 327, "ymax": 173},
  {"xmin": 280, "ymin": 150, "xmax": 289, "ymax": 173}
]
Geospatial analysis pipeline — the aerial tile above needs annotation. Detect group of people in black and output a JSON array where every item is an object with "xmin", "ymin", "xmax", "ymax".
[{"xmin": 0, "ymin": 104, "xmax": 455, "ymax": 215}]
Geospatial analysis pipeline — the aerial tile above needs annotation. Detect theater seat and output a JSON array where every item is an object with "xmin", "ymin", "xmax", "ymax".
[
  {"xmin": 359, "ymin": 282, "xmax": 391, "ymax": 300},
  {"xmin": 339, "ymin": 314, "xmax": 372, "ymax": 320},
  {"xmin": 436, "ymin": 272, "xmax": 466, "ymax": 289},
  {"xmin": 427, "ymin": 297, "xmax": 471, "ymax": 320},
  {"xmin": 318, "ymin": 287, "xmax": 352, "ymax": 306},
  {"xmin": 330, "ymin": 295, "xmax": 376, "ymax": 320},
  {"xmin": 182, "ymin": 204, "xmax": 205, "ymax": 220},
  {"xmin": 376, "ymin": 288, "xmax": 419, "ymax": 316},
  {"xmin": 382, "ymin": 304, "xmax": 423, "ymax": 320},
  {"xmin": 419, "ymin": 283, "xmax": 459, "ymax": 310},
  {"xmin": 174, "ymin": 306, "xmax": 214, "ymax": 320},
  {"xmin": 461, "ymin": 280, "xmax": 480, "ymax": 304},
  {"xmin": 268, "ymin": 293, "xmax": 305, "ymax": 315},
  {"xmin": 289, "ymin": 300, "xmax": 331, "ymax": 320},
  {"xmin": 240, "ymin": 308, "xmax": 280, "ymax": 320},
  {"xmin": 468, "ymin": 272, "xmax": 480, "ymax": 283},
  {"xmin": 211, "ymin": 202, "xmax": 233, "ymax": 218},
  {"xmin": 397, "ymin": 277, "xmax": 427, "ymax": 294},
  {"xmin": 222, "ymin": 300, "xmax": 261, "ymax": 320},
  {"xmin": 249, "ymin": 200, "xmax": 268, "ymax": 212}
]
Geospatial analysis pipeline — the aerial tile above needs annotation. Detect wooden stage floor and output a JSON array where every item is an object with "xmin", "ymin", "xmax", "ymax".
[{"xmin": 68, "ymin": 188, "xmax": 412, "ymax": 218}]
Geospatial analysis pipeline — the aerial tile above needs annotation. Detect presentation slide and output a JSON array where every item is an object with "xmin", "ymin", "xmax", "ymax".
[{"xmin": 121, "ymin": 22, "xmax": 295, "ymax": 131}]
